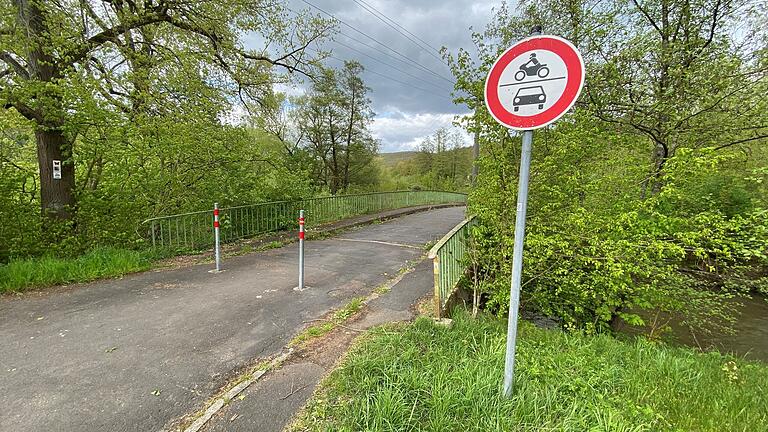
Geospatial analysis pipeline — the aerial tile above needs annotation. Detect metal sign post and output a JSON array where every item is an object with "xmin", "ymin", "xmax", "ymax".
[
  {"xmin": 213, "ymin": 203, "xmax": 221, "ymax": 272},
  {"xmin": 484, "ymin": 27, "xmax": 585, "ymax": 397},
  {"xmin": 298, "ymin": 210, "xmax": 305, "ymax": 290},
  {"xmin": 503, "ymin": 129, "xmax": 533, "ymax": 396}
]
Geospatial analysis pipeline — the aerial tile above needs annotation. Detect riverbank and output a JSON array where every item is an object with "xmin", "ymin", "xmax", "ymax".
[{"xmin": 290, "ymin": 310, "xmax": 768, "ymax": 431}]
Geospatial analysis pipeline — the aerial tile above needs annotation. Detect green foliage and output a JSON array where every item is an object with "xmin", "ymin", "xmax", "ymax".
[
  {"xmin": 446, "ymin": 0, "xmax": 768, "ymax": 332},
  {"xmin": 377, "ymin": 128, "xmax": 474, "ymax": 191},
  {"xmin": 0, "ymin": 0, "xmax": 332, "ymax": 219},
  {"xmin": 294, "ymin": 62, "xmax": 379, "ymax": 194},
  {"xmin": 466, "ymin": 114, "xmax": 768, "ymax": 332},
  {"xmin": 0, "ymin": 0, "xmax": 335, "ymax": 260},
  {"xmin": 0, "ymin": 105, "xmax": 318, "ymax": 260},
  {"xmin": 0, "ymin": 247, "xmax": 156, "ymax": 293},
  {"xmin": 291, "ymin": 311, "xmax": 768, "ymax": 431}
]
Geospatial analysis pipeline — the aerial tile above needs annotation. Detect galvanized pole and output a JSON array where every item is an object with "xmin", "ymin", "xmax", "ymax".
[
  {"xmin": 213, "ymin": 203, "xmax": 221, "ymax": 272},
  {"xmin": 298, "ymin": 209, "xmax": 305, "ymax": 290},
  {"xmin": 503, "ymin": 130, "xmax": 533, "ymax": 397}
]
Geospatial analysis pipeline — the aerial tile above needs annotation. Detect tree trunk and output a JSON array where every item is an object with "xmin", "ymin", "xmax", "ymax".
[
  {"xmin": 15, "ymin": 0, "xmax": 75, "ymax": 220},
  {"xmin": 36, "ymin": 128, "xmax": 75, "ymax": 219}
]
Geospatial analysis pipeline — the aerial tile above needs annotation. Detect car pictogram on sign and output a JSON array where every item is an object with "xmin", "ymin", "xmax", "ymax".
[{"xmin": 513, "ymin": 86, "xmax": 546, "ymax": 111}]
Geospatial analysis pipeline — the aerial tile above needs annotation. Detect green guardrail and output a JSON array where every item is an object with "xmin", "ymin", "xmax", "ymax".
[
  {"xmin": 428, "ymin": 215, "xmax": 477, "ymax": 318},
  {"xmin": 140, "ymin": 190, "xmax": 467, "ymax": 251}
]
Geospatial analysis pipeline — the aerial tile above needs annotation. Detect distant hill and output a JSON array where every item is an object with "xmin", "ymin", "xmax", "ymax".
[
  {"xmin": 378, "ymin": 147, "xmax": 473, "ymax": 169},
  {"xmin": 378, "ymin": 151, "xmax": 419, "ymax": 169}
]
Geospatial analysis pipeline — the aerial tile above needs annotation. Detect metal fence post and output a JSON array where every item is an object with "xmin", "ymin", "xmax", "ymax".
[
  {"xmin": 214, "ymin": 203, "xmax": 221, "ymax": 272},
  {"xmin": 432, "ymin": 255, "xmax": 441, "ymax": 319},
  {"xmin": 298, "ymin": 209, "xmax": 305, "ymax": 290}
]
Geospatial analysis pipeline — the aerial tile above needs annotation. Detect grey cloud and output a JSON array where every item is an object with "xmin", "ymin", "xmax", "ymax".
[{"xmin": 283, "ymin": 0, "xmax": 499, "ymax": 151}]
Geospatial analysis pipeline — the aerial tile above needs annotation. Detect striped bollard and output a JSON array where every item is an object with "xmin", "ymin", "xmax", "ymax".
[
  {"xmin": 298, "ymin": 210, "xmax": 305, "ymax": 290},
  {"xmin": 213, "ymin": 203, "xmax": 221, "ymax": 272}
]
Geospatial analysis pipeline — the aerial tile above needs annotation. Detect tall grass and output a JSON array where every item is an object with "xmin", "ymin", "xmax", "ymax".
[
  {"xmin": 291, "ymin": 310, "xmax": 768, "ymax": 431},
  {"xmin": 0, "ymin": 247, "xmax": 154, "ymax": 293}
]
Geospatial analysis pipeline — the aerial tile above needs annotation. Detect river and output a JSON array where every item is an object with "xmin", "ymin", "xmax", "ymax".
[{"xmin": 617, "ymin": 294, "xmax": 768, "ymax": 363}]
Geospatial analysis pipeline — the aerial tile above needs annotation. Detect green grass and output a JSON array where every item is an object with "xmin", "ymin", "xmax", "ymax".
[
  {"xmin": 290, "ymin": 297, "xmax": 367, "ymax": 346},
  {"xmin": 0, "ymin": 247, "xmax": 154, "ymax": 293},
  {"xmin": 291, "ymin": 310, "xmax": 768, "ymax": 432}
]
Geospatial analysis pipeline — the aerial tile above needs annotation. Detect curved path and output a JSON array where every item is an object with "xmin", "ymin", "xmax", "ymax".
[{"xmin": 0, "ymin": 207, "xmax": 465, "ymax": 432}]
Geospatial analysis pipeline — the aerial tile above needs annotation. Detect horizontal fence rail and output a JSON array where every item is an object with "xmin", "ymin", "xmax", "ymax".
[
  {"xmin": 428, "ymin": 216, "xmax": 477, "ymax": 318},
  {"xmin": 140, "ymin": 190, "xmax": 467, "ymax": 251}
]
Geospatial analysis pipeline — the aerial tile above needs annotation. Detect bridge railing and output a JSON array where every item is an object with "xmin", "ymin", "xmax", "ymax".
[
  {"xmin": 140, "ymin": 190, "xmax": 467, "ymax": 251},
  {"xmin": 428, "ymin": 215, "xmax": 477, "ymax": 318}
]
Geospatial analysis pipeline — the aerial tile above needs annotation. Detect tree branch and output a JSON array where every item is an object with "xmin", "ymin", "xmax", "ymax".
[
  {"xmin": 0, "ymin": 51, "xmax": 29, "ymax": 79},
  {"xmin": 631, "ymin": 0, "xmax": 663, "ymax": 36},
  {"xmin": 61, "ymin": 10, "xmax": 169, "ymax": 68},
  {"xmin": 4, "ymin": 100, "xmax": 42, "ymax": 122},
  {"xmin": 714, "ymin": 134, "xmax": 768, "ymax": 151}
]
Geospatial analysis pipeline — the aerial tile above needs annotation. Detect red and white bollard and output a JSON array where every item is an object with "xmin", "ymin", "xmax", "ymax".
[
  {"xmin": 298, "ymin": 209, "xmax": 305, "ymax": 289},
  {"xmin": 213, "ymin": 203, "xmax": 221, "ymax": 272}
]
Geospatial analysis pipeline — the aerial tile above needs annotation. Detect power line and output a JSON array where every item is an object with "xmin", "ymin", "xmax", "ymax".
[
  {"xmin": 332, "ymin": 39, "xmax": 453, "ymax": 92},
  {"xmin": 320, "ymin": 52, "xmax": 453, "ymax": 101},
  {"xmin": 355, "ymin": 0, "xmax": 443, "ymax": 54},
  {"xmin": 299, "ymin": 0, "xmax": 455, "ymax": 84},
  {"xmin": 336, "ymin": 31, "xmax": 454, "ymax": 85},
  {"xmin": 286, "ymin": 4, "xmax": 454, "ymax": 88},
  {"xmin": 287, "ymin": 8, "xmax": 454, "ymax": 93},
  {"xmin": 363, "ymin": 69, "xmax": 454, "ymax": 101},
  {"xmin": 350, "ymin": 0, "xmax": 446, "ymax": 64}
]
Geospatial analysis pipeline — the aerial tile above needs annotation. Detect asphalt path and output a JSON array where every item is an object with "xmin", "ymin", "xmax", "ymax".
[{"xmin": 0, "ymin": 207, "xmax": 465, "ymax": 432}]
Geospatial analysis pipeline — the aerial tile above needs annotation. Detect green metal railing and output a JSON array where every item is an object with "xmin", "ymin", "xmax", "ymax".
[
  {"xmin": 140, "ymin": 190, "xmax": 467, "ymax": 251},
  {"xmin": 428, "ymin": 216, "xmax": 477, "ymax": 318}
]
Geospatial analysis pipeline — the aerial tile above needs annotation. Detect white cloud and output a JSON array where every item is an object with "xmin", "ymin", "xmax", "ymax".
[{"xmin": 371, "ymin": 109, "xmax": 472, "ymax": 152}]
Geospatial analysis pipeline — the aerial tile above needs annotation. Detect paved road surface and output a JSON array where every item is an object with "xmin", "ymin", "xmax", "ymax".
[
  {"xmin": 203, "ymin": 259, "xmax": 437, "ymax": 432},
  {"xmin": 0, "ymin": 207, "xmax": 465, "ymax": 432}
]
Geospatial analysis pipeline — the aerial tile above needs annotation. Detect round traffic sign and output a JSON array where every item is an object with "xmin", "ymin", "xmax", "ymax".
[{"xmin": 484, "ymin": 35, "xmax": 585, "ymax": 130}]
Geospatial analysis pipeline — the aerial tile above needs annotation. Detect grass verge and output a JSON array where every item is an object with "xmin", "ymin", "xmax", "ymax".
[
  {"xmin": 290, "ymin": 297, "xmax": 367, "ymax": 347},
  {"xmin": 290, "ymin": 310, "xmax": 768, "ymax": 432},
  {"xmin": 0, "ymin": 247, "xmax": 155, "ymax": 293}
]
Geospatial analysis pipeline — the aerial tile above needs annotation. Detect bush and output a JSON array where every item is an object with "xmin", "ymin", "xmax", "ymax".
[{"xmin": 467, "ymin": 116, "xmax": 768, "ymax": 333}]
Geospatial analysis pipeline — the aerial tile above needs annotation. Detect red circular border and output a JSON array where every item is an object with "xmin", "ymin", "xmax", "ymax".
[{"xmin": 485, "ymin": 36, "xmax": 584, "ymax": 130}]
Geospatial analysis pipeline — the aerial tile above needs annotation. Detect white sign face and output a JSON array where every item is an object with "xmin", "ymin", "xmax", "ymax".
[
  {"xmin": 485, "ymin": 35, "xmax": 585, "ymax": 130},
  {"xmin": 52, "ymin": 160, "xmax": 62, "ymax": 180},
  {"xmin": 496, "ymin": 49, "xmax": 567, "ymax": 117}
]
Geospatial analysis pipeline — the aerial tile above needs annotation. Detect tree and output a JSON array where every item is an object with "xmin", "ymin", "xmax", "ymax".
[
  {"xmin": 446, "ymin": 0, "xmax": 768, "ymax": 332},
  {"xmin": 470, "ymin": 0, "xmax": 768, "ymax": 194},
  {"xmin": 296, "ymin": 61, "xmax": 377, "ymax": 194},
  {"xmin": 0, "ymin": 0, "xmax": 330, "ymax": 220},
  {"xmin": 415, "ymin": 127, "xmax": 469, "ymax": 188}
]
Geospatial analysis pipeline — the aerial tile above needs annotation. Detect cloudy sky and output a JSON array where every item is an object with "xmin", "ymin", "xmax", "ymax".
[{"xmin": 282, "ymin": 0, "xmax": 500, "ymax": 152}]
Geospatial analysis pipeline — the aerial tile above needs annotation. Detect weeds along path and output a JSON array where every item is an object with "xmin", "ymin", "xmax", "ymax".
[{"xmin": 0, "ymin": 207, "xmax": 465, "ymax": 432}]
